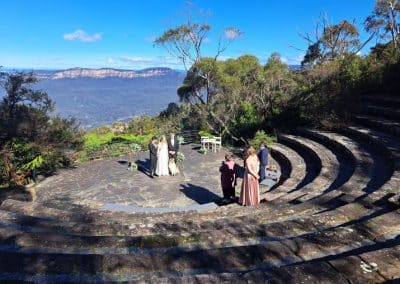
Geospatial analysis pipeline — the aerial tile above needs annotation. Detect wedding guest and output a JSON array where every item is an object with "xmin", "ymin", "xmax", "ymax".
[
  {"xmin": 156, "ymin": 135, "xmax": 169, "ymax": 176},
  {"xmin": 240, "ymin": 147, "xmax": 260, "ymax": 206},
  {"xmin": 148, "ymin": 136, "xmax": 158, "ymax": 178},
  {"xmin": 219, "ymin": 154, "xmax": 237, "ymax": 200},
  {"xmin": 258, "ymin": 142, "xmax": 269, "ymax": 182},
  {"xmin": 168, "ymin": 133, "xmax": 179, "ymax": 161}
]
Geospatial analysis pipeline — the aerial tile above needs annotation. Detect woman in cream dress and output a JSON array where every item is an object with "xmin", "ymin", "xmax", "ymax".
[{"xmin": 156, "ymin": 135, "xmax": 169, "ymax": 176}]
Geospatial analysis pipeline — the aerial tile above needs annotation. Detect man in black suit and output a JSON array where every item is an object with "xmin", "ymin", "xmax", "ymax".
[
  {"xmin": 167, "ymin": 133, "xmax": 179, "ymax": 161},
  {"xmin": 258, "ymin": 142, "xmax": 269, "ymax": 182},
  {"xmin": 148, "ymin": 136, "xmax": 158, "ymax": 177}
]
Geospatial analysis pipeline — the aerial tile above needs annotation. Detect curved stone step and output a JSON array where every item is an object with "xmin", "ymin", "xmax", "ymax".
[
  {"xmin": 265, "ymin": 143, "xmax": 307, "ymax": 201},
  {"xmin": 0, "ymin": 209, "xmax": 398, "ymax": 278},
  {"xmin": 277, "ymin": 135, "xmax": 322, "ymax": 193},
  {"xmin": 269, "ymin": 144, "xmax": 293, "ymax": 187},
  {"xmin": 0, "ymin": 198, "xmax": 323, "ymax": 239},
  {"xmin": 355, "ymin": 115, "xmax": 400, "ymax": 136},
  {"xmin": 0, "ymin": 200, "xmax": 379, "ymax": 253},
  {"xmin": 296, "ymin": 129, "xmax": 356, "ymax": 200},
  {"xmin": 364, "ymin": 105, "xmax": 400, "ymax": 121},
  {"xmin": 275, "ymin": 134, "xmax": 340, "ymax": 204},
  {"xmin": 344, "ymin": 126, "xmax": 400, "ymax": 205},
  {"xmin": 0, "ymin": 198, "xmax": 259, "ymax": 228},
  {"xmin": 361, "ymin": 95, "xmax": 400, "ymax": 108},
  {"xmin": 296, "ymin": 129, "xmax": 377, "ymax": 205},
  {"xmin": 2, "ymin": 242, "xmax": 398, "ymax": 284}
]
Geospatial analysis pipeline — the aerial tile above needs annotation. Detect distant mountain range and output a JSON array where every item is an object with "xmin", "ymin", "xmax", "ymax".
[
  {"xmin": 34, "ymin": 67, "xmax": 179, "ymax": 80},
  {"xmin": 1, "ymin": 67, "xmax": 186, "ymax": 129}
]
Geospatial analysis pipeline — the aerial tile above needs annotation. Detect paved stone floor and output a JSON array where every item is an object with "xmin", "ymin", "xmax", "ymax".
[{"xmin": 34, "ymin": 145, "xmax": 246, "ymax": 212}]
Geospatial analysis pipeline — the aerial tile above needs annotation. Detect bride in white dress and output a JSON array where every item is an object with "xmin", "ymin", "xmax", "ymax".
[{"xmin": 156, "ymin": 135, "xmax": 169, "ymax": 176}]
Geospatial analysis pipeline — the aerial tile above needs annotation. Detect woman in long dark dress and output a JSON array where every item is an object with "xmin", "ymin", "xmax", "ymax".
[
  {"xmin": 240, "ymin": 147, "xmax": 260, "ymax": 206},
  {"xmin": 219, "ymin": 154, "xmax": 237, "ymax": 199}
]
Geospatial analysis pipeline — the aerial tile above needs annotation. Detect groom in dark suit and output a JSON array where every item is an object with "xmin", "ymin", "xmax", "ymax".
[
  {"xmin": 167, "ymin": 133, "xmax": 179, "ymax": 160},
  {"xmin": 258, "ymin": 142, "xmax": 269, "ymax": 182},
  {"xmin": 148, "ymin": 136, "xmax": 158, "ymax": 178}
]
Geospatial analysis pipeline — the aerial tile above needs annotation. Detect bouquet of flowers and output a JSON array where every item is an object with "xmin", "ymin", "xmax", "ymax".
[{"xmin": 176, "ymin": 152, "xmax": 185, "ymax": 164}]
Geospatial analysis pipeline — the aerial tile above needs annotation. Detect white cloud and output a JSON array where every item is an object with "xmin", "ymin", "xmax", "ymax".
[
  {"xmin": 120, "ymin": 56, "xmax": 152, "ymax": 63},
  {"xmin": 63, "ymin": 29, "xmax": 102, "ymax": 42},
  {"xmin": 281, "ymin": 56, "xmax": 289, "ymax": 64},
  {"xmin": 107, "ymin": 58, "xmax": 114, "ymax": 64},
  {"xmin": 218, "ymin": 55, "xmax": 235, "ymax": 61},
  {"xmin": 118, "ymin": 55, "xmax": 183, "ymax": 69}
]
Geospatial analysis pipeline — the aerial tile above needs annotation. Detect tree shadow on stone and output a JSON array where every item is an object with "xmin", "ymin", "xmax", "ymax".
[
  {"xmin": 0, "ymin": 185, "xmax": 32, "ymax": 205},
  {"xmin": 180, "ymin": 183, "xmax": 221, "ymax": 205}
]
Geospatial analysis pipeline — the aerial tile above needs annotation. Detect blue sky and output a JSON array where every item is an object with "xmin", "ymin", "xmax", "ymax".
[{"xmin": 0, "ymin": 0, "xmax": 376, "ymax": 70}]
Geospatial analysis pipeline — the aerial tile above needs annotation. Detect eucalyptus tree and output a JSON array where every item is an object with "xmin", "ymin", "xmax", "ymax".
[
  {"xmin": 261, "ymin": 53, "xmax": 297, "ymax": 117},
  {"xmin": 301, "ymin": 16, "xmax": 361, "ymax": 66},
  {"xmin": 155, "ymin": 12, "xmax": 243, "ymax": 141},
  {"xmin": 365, "ymin": 0, "xmax": 400, "ymax": 51}
]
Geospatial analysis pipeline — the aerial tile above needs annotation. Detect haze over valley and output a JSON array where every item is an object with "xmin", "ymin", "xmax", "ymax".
[{"xmin": 2, "ymin": 67, "xmax": 185, "ymax": 129}]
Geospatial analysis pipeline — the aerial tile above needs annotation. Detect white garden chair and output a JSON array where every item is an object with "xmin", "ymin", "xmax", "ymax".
[
  {"xmin": 201, "ymin": 136, "xmax": 211, "ymax": 149},
  {"xmin": 213, "ymin": 136, "xmax": 222, "ymax": 152}
]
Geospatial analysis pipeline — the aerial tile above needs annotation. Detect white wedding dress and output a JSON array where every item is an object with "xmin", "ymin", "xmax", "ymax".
[{"xmin": 156, "ymin": 142, "xmax": 169, "ymax": 176}]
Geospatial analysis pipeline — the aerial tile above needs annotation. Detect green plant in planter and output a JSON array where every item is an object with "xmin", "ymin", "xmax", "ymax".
[
  {"xmin": 130, "ymin": 162, "xmax": 138, "ymax": 171},
  {"xmin": 199, "ymin": 146, "xmax": 208, "ymax": 155}
]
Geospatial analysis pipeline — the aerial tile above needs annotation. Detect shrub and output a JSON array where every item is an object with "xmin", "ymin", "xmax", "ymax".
[
  {"xmin": 199, "ymin": 146, "xmax": 208, "ymax": 154},
  {"xmin": 249, "ymin": 130, "xmax": 276, "ymax": 150},
  {"xmin": 198, "ymin": 130, "xmax": 215, "ymax": 138}
]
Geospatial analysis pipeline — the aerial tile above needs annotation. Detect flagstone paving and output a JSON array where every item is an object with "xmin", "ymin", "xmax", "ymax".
[{"xmin": 33, "ymin": 145, "xmax": 250, "ymax": 212}]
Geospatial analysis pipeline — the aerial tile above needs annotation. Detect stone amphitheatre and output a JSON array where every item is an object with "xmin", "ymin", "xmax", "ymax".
[{"xmin": 0, "ymin": 95, "xmax": 399, "ymax": 283}]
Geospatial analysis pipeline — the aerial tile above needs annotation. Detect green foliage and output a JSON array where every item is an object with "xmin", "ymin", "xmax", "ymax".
[
  {"xmin": 159, "ymin": 102, "xmax": 180, "ymax": 117},
  {"xmin": 153, "ymin": 1, "xmax": 399, "ymax": 146},
  {"xmin": 249, "ymin": 131, "xmax": 277, "ymax": 150},
  {"xmin": 0, "ymin": 72, "xmax": 83, "ymax": 186},
  {"xmin": 129, "ymin": 143, "xmax": 142, "ymax": 153},
  {"xmin": 198, "ymin": 146, "xmax": 208, "ymax": 154},
  {"xmin": 230, "ymin": 102, "xmax": 262, "ymax": 137},
  {"xmin": 198, "ymin": 130, "xmax": 214, "ymax": 138},
  {"xmin": 365, "ymin": 0, "xmax": 400, "ymax": 54},
  {"xmin": 21, "ymin": 155, "xmax": 44, "ymax": 172},
  {"xmin": 128, "ymin": 115, "xmax": 160, "ymax": 136},
  {"xmin": 177, "ymin": 136, "xmax": 185, "ymax": 145},
  {"xmin": 130, "ymin": 162, "xmax": 138, "ymax": 171},
  {"xmin": 338, "ymin": 54, "xmax": 363, "ymax": 88}
]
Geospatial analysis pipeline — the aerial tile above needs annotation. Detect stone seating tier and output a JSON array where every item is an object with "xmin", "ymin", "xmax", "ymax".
[{"xmin": 0, "ymin": 94, "xmax": 399, "ymax": 281}]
